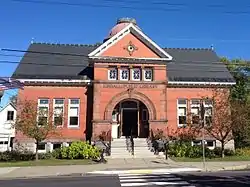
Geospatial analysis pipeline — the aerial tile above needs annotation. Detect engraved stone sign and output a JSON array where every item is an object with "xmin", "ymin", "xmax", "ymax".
[{"xmin": 103, "ymin": 84, "xmax": 157, "ymax": 89}]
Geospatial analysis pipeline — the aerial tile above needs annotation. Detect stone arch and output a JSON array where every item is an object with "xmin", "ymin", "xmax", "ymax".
[{"xmin": 104, "ymin": 89, "xmax": 157, "ymax": 121}]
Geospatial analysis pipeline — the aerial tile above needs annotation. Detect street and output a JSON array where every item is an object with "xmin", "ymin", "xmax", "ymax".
[{"xmin": 0, "ymin": 171, "xmax": 249, "ymax": 187}]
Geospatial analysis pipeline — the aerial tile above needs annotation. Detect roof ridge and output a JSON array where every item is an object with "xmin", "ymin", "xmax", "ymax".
[
  {"xmin": 164, "ymin": 47, "xmax": 212, "ymax": 51},
  {"xmin": 32, "ymin": 42, "xmax": 101, "ymax": 47}
]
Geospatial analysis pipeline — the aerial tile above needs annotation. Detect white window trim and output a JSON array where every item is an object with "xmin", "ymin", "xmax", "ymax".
[
  {"xmin": 190, "ymin": 99, "xmax": 200, "ymax": 124},
  {"xmin": 143, "ymin": 68, "xmax": 153, "ymax": 81},
  {"xmin": 53, "ymin": 99, "xmax": 64, "ymax": 127},
  {"xmin": 68, "ymin": 99, "xmax": 80, "ymax": 128},
  {"xmin": 119, "ymin": 68, "xmax": 129, "ymax": 81},
  {"xmin": 6, "ymin": 110, "xmax": 14, "ymax": 121},
  {"xmin": 204, "ymin": 99, "xmax": 213, "ymax": 126},
  {"xmin": 37, "ymin": 142, "xmax": 47, "ymax": 153},
  {"xmin": 177, "ymin": 99, "xmax": 187, "ymax": 127},
  {"xmin": 108, "ymin": 68, "xmax": 118, "ymax": 80},
  {"xmin": 131, "ymin": 68, "xmax": 141, "ymax": 81},
  {"xmin": 37, "ymin": 98, "xmax": 49, "ymax": 126}
]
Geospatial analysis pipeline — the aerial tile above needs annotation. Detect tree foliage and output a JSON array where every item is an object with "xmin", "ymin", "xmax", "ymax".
[
  {"xmin": 204, "ymin": 89, "xmax": 249, "ymax": 157},
  {"xmin": 221, "ymin": 57, "xmax": 250, "ymax": 148},
  {"xmin": 14, "ymin": 99, "xmax": 61, "ymax": 160}
]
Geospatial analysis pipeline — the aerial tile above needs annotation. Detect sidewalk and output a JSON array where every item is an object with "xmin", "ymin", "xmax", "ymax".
[{"xmin": 0, "ymin": 158, "xmax": 249, "ymax": 179}]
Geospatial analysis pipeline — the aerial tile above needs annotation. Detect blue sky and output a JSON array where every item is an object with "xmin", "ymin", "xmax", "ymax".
[{"xmin": 1, "ymin": 0, "xmax": 250, "ymax": 106}]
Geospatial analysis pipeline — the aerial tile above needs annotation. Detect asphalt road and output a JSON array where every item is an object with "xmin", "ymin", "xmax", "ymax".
[
  {"xmin": 0, "ymin": 170, "xmax": 249, "ymax": 187},
  {"xmin": 177, "ymin": 170, "xmax": 250, "ymax": 187}
]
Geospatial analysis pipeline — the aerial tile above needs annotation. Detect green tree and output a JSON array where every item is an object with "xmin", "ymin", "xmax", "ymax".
[
  {"xmin": 221, "ymin": 57, "xmax": 250, "ymax": 148},
  {"xmin": 15, "ymin": 100, "xmax": 62, "ymax": 160}
]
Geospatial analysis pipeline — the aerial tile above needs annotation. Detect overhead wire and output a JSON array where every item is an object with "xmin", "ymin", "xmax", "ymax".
[{"xmin": 8, "ymin": 0, "xmax": 250, "ymax": 14}]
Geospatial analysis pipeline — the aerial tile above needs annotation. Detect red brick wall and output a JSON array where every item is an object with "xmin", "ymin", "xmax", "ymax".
[
  {"xmin": 16, "ymin": 86, "xmax": 88, "ymax": 141},
  {"xmin": 166, "ymin": 87, "xmax": 229, "ymax": 136}
]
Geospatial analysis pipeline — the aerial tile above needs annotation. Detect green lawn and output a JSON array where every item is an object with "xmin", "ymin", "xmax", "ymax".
[
  {"xmin": 171, "ymin": 156, "xmax": 250, "ymax": 162},
  {"xmin": 0, "ymin": 159, "xmax": 96, "ymax": 167}
]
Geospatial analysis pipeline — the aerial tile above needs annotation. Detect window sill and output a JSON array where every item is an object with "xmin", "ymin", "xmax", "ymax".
[
  {"xmin": 68, "ymin": 126, "xmax": 80, "ymax": 129},
  {"xmin": 178, "ymin": 125, "xmax": 187, "ymax": 128}
]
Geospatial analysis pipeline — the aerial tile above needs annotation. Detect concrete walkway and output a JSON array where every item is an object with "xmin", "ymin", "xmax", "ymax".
[{"xmin": 0, "ymin": 158, "xmax": 249, "ymax": 179}]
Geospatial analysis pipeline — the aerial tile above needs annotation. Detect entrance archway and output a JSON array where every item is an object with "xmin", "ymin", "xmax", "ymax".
[
  {"xmin": 104, "ymin": 90, "xmax": 156, "ymax": 121},
  {"xmin": 104, "ymin": 90, "xmax": 156, "ymax": 139},
  {"xmin": 112, "ymin": 99, "xmax": 150, "ymax": 138}
]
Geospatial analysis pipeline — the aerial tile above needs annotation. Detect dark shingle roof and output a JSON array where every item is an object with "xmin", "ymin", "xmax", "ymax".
[
  {"xmin": 165, "ymin": 48, "xmax": 235, "ymax": 82},
  {"xmin": 12, "ymin": 43, "xmax": 98, "ymax": 79},
  {"xmin": 12, "ymin": 43, "xmax": 235, "ymax": 83}
]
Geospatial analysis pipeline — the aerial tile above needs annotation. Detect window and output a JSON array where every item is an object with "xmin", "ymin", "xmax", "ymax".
[
  {"xmin": 205, "ymin": 107, "xmax": 213, "ymax": 126},
  {"xmin": 37, "ymin": 143, "xmax": 46, "ymax": 150},
  {"xmin": 68, "ymin": 99, "xmax": 80, "ymax": 127},
  {"xmin": 53, "ymin": 143, "xmax": 62, "ymax": 149},
  {"xmin": 143, "ymin": 68, "xmax": 153, "ymax": 81},
  {"xmin": 120, "ymin": 68, "xmax": 129, "ymax": 81},
  {"xmin": 38, "ymin": 99, "xmax": 49, "ymax": 126},
  {"xmin": 108, "ymin": 68, "xmax": 118, "ymax": 80},
  {"xmin": 7, "ymin": 111, "xmax": 14, "ymax": 121},
  {"xmin": 190, "ymin": 99, "xmax": 200, "ymax": 125},
  {"xmin": 0, "ymin": 141, "xmax": 8, "ymax": 145},
  {"xmin": 132, "ymin": 68, "xmax": 141, "ymax": 81},
  {"xmin": 53, "ymin": 99, "xmax": 64, "ymax": 126},
  {"xmin": 206, "ymin": 140, "xmax": 215, "ymax": 147},
  {"xmin": 192, "ymin": 140, "xmax": 201, "ymax": 146},
  {"xmin": 177, "ymin": 99, "xmax": 187, "ymax": 127},
  {"xmin": 204, "ymin": 99, "xmax": 213, "ymax": 126}
]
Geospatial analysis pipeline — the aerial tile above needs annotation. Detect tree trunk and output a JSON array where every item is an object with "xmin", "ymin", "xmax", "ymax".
[
  {"xmin": 221, "ymin": 142, "xmax": 225, "ymax": 158},
  {"xmin": 35, "ymin": 141, "xmax": 39, "ymax": 161}
]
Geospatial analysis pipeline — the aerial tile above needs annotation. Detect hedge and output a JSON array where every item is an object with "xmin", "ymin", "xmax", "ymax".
[{"xmin": 0, "ymin": 141, "xmax": 101, "ymax": 162}]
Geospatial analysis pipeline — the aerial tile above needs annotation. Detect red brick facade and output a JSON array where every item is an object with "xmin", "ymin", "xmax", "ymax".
[{"xmin": 14, "ymin": 19, "xmax": 234, "ymax": 145}]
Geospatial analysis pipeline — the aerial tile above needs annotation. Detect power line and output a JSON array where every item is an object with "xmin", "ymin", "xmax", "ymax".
[
  {"xmin": 1, "ymin": 48, "xmax": 250, "ymax": 69},
  {"xmin": 2, "ymin": 48, "xmax": 250, "ymax": 65},
  {"xmin": 8, "ymin": 0, "xmax": 250, "ymax": 14},
  {"xmin": 0, "ymin": 59, "xmax": 249, "ymax": 74},
  {"xmin": 9, "ymin": 0, "xmax": 181, "ymax": 12}
]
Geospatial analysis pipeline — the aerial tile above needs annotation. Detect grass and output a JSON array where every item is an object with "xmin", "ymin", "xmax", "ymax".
[
  {"xmin": 171, "ymin": 156, "xmax": 250, "ymax": 162},
  {"xmin": 0, "ymin": 159, "xmax": 96, "ymax": 167}
]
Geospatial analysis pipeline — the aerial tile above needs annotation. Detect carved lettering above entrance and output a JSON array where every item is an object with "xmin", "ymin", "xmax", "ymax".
[{"xmin": 103, "ymin": 84, "xmax": 158, "ymax": 89}]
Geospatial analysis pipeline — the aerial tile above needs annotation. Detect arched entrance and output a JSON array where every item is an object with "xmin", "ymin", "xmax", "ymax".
[{"xmin": 111, "ymin": 99, "xmax": 150, "ymax": 138}]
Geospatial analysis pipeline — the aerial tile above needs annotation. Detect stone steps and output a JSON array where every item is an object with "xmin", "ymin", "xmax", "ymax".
[{"xmin": 110, "ymin": 138, "xmax": 156, "ymax": 158}]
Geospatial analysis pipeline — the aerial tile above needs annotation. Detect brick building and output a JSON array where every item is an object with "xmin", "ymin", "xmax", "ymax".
[{"xmin": 12, "ymin": 18, "xmax": 235, "ymax": 153}]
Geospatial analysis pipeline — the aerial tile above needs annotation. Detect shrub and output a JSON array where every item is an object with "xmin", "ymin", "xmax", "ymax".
[
  {"xmin": 213, "ymin": 147, "xmax": 235, "ymax": 157},
  {"xmin": 224, "ymin": 149, "xmax": 235, "ymax": 156},
  {"xmin": 235, "ymin": 148, "xmax": 250, "ymax": 156},
  {"xmin": 57, "ymin": 141, "xmax": 101, "ymax": 160},
  {"xmin": 0, "ymin": 151, "xmax": 35, "ymax": 162},
  {"xmin": 168, "ymin": 142, "xmax": 191, "ymax": 157},
  {"xmin": 52, "ymin": 148, "xmax": 61, "ymax": 159},
  {"xmin": 38, "ymin": 152, "xmax": 54, "ymax": 160}
]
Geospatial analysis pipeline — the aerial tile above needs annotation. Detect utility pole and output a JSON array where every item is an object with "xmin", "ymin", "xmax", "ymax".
[{"xmin": 200, "ymin": 100, "xmax": 206, "ymax": 171}]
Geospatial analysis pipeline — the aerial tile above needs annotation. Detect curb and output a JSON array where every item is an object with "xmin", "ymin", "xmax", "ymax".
[
  {"xmin": 206, "ymin": 164, "xmax": 250, "ymax": 172},
  {"xmin": 88, "ymin": 167, "xmax": 202, "ymax": 175}
]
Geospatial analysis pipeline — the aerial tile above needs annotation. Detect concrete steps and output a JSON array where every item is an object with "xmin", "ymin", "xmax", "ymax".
[{"xmin": 109, "ymin": 138, "xmax": 156, "ymax": 158}]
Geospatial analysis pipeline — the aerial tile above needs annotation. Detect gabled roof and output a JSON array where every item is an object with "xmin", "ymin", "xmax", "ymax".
[
  {"xmin": 12, "ymin": 43, "xmax": 98, "ymax": 80},
  {"xmin": 0, "ymin": 102, "xmax": 16, "ymax": 113},
  {"xmin": 165, "ymin": 48, "xmax": 235, "ymax": 83},
  {"xmin": 88, "ymin": 23, "xmax": 173, "ymax": 61},
  {"xmin": 12, "ymin": 43, "xmax": 235, "ymax": 84}
]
